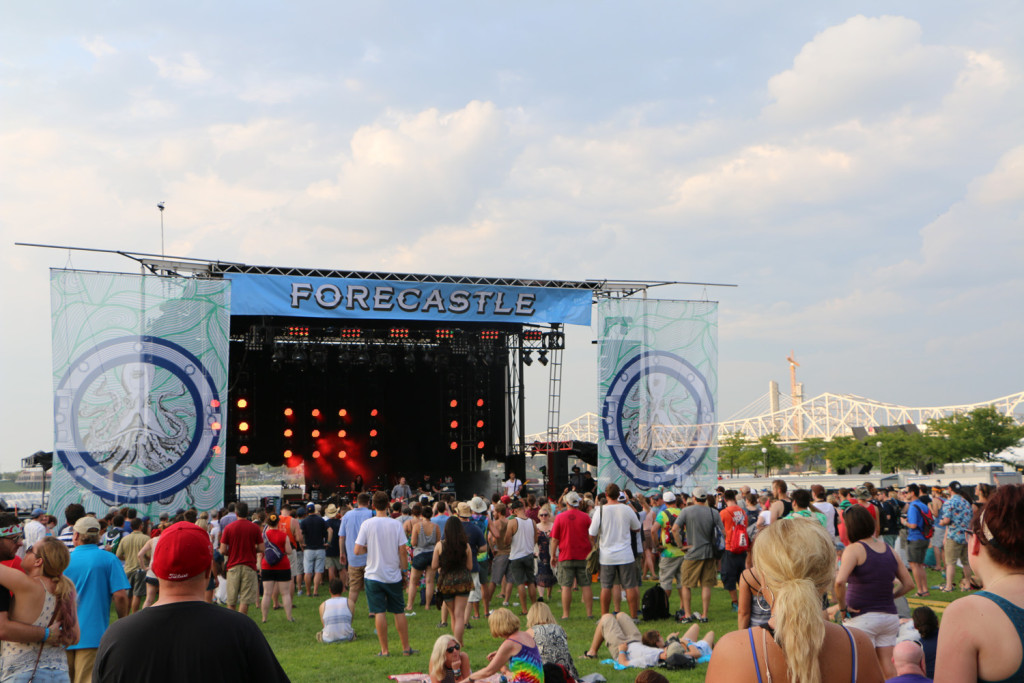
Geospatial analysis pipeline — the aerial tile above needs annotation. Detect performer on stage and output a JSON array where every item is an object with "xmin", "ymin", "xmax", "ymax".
[
  {"xmin": 502, "ymin": 472, "xmax": 523, "ymax": 498},
  {"xmin": 419, "ymin": 474, "xmax": 440, "ymax": 498}
]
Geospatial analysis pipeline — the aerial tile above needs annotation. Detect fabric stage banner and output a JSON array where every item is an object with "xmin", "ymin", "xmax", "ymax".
[
  {"xmin": 224, "ymin": 273, "xmax": 593, "ymax": 326},
  {"xmin": 597, "ymin": 298, "xmax": 718, "ymax": 495},
  {"xmin": 50, "ymin": 270, "xmax": 229, "ymax": 520}
]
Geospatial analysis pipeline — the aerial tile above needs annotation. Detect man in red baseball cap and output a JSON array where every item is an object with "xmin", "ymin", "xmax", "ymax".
[{"xmin": 94, "ymin": 522, "xmax": 290, "ymax": 682}]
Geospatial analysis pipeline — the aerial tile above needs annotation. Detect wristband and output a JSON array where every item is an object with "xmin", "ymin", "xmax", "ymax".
[{"xmin": 43, "ymin": 627, "xmax": 49, "ymax": 643}]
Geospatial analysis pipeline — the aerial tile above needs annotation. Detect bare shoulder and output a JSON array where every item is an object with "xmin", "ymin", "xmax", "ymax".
[{"xmin": 706, "ymin": 629, "xmax": 752, "ymax": 682}]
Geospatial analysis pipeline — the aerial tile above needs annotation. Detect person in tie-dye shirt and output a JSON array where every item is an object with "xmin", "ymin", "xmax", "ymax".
[
  {"xmin": 939, "ymin": 481, "xmax": 976, "ymax": 591},
  {"xmin": 462, "ymin": 608, "xmax": 542, "ymax": 683}
]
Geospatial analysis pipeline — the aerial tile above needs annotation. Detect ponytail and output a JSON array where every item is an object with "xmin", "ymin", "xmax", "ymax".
[
  {"xmin": 771, "ymin": 577, "xmax": 826, "ymax": 683},
  {"xmin": 52, "ymin": 575, "xmax": 79, "ymax": 647}
]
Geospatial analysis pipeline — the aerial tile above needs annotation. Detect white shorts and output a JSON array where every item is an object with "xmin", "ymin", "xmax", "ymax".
[
  {"xmin": 844, "ymin": 610, "xmax": 900, "ymax": 647},
  {"xmin": 468, "ymin": 572, "xmax": 482, "ymax": 603}
]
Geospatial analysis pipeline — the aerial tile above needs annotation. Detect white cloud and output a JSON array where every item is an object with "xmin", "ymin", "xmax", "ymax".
[
  {"xmin": 765, "ymin": 15, "xmax": 962, "ymax": 124},
  {"xmin": 149, "ymin": 53, "xmax": 212, "ymax": 84},
  {"xmin": 81, "ymin": 36, "xmax": 116, "ymax": 58}
]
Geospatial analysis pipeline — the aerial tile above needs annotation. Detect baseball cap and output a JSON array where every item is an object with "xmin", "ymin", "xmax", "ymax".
[
  {"xmin": 73, "ymin": 516, "xmax": 101, "ymax": 535},
  {"xmin": 30, "ymin": 509, "xmax": 45, "ymax": 519},
  {"xmin": 500, "ymin": 495, "xmax": 512, "ymax": 504},
  {"xmin": 509, "ymin": 500, "xmax": 524, "ymax": 510},
  {"xmin": 691, "ymin": 487, "xmax": 708, "ymax": 500},
  {"xmin": 457, "ymin": 502, "xmax": 472, "ymax": 518},
  {"xmin": 663, "ymin": 491, "xmax": 677, "ymax": 503},
  {"xmin": 617, "ymin": 492, "xmax": 628, "ymax": 502},
  {"xmin": 151, "ymin": 521, "xmax": 213, "ymax": 581},
  {"xmin": 565, "ymin": 492, "xmax": 581, "ymax": 507}
]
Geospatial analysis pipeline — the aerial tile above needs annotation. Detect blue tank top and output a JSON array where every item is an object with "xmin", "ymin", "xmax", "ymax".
[{"xmin": 976, "ymin": 591, "xmax": 1024, "ymax": 683}]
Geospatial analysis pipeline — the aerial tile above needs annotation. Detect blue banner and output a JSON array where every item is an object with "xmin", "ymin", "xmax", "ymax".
[{"xmin": 225, "ymin": 273, "xmax": 592, "ymax": 326}]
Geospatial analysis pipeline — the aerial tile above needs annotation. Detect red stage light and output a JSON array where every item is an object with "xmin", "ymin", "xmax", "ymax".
[
  {"xmin": 449, "ymin": 399, "xmax": 458, "ymax": 408},
  {"xmin": 476, "ymin": 420, "xmax": 484, "ymax": 429},
  {"xmin": 284, "ymin": 449, "xmax": 293, "ymax": 458},
  {"xmin": 370, "ymin": 409, "xmax": 379, "ymax": 417},
  {"xmin": 339, "ymin": 450, "xmax": 347, "ymax": 459},
  {"xmin": 477, "ymin": 441, "xmax": 485, "ymax": 449},
  {"xmin": 338, "ymin": 409, "xmax": 348, "ymax": 417},
  {"xmin": 338, "ymin": 429, "xmax": 347, "ymax": 438},
  {"xmin": 450, "ymin": 441, "xmax": 458, "ymax": 450},
  {"xmin": 213, "ymin": 445, "xmax": 221, "ymax": 454},
  {"xmin": 311, "ymin": 429, "xmax": 321, "ymax": 438},
  {"xmin": 210, "ymin": 422, "xmax": 222, "ymax": 431},
  {"xmin": 312, "ymin": 408, "xmax": 321, "ymax": 418},
  {"xmin": 476, "ymin": 398, "xmax": 484, "ymax": 407},
  {"xmin": 284, "ymin": 408, "xmax": 294, "ymax": 417},
  {"xmin": 210, "ymin": 399, "xmax": 221, "ymax": 408},
  {"xmin": 236, "ymin": 398, "xmax": 247, "ymax": 409},
  {"xmin": 313, "ymin": 450, "xmax": 321, "ymax": 459},
  {"xmin": 370, "ymin": 449, "xmax": 379, "ymax": 458},
  {"xmin": 450, "ymin": 420, "xmax": 459, "ymax": 429},
  {"xmin": 239, "ymin": 445, "xmax": 249, "ymax": 455},
  {"xmin": 369, "ymin": 429, "xmax": 378, "ymax": 437},
  {"xmin": 238, "ymin": 422, "xmax": 249, "ymax": 432},
  {"xmin": 284, "ymin": 429, "xmax": 293, "ymax": 438}
]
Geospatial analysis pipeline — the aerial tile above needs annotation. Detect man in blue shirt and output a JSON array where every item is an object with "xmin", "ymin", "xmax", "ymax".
[
  {"xmin": 339, "ymin": 492, "xmax": 374, "ymax": 612},
  {"xmin": 65, "ymin": 515, "xmax": 130, "ymax": 683},
  {"xmin": 903, "ymin": 484, "xmax": 931, "ymax": 597}
]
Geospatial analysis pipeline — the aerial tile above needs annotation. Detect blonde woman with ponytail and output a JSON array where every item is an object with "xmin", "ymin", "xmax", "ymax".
[
  {"xmin": 0, "ymin": 536, "xmax": 79, "ymax": 682},
  {"xmin": 706, "ymin": 518, "xmax": 881, "ymax": 683}
]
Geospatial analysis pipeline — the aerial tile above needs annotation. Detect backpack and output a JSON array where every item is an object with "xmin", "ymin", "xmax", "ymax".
[
  {"xmin": 879, "ymin": 499, "xmax": 901, "ymax": 536},
  {"xmin": 641, "ymin": 584, "xmax": 670, "ymax": 621},
  {"xmin": 660, "ymin": 508, "xmax": 683, "ymax": 548},
  {"xmin": 729, "ymin": 520, "xmax": 750, "ymax": 554},
  {"xmin": 914, "ymin": 501, "xmax": 934, "ymax": 539},
  {"xmin": 102, "ymin": 529, "xmax": 122, "ymax": 553},
  {"xmin": 710, "ymin": 508, "xmax": 725, "ymax": 559},
  {"xmin": 263, "ymin": 530, "xmax": 283, "ymax": 566}
]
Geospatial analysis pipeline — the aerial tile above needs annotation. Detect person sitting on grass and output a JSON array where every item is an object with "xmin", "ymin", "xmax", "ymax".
[
  {"xmin": 581, "ymin": 611, "xmax": 715, "ymax": 667},
  {"xmin": 526, "ymin": 601, "xmax": 578, "ymax": 679},
  {"xmin": 430, "ymin": 634, "xmax": 471, "ymax": 683},
  {"xmin": 458, "ymin": 608, "xmax": 540, "ymax": 683},
  {"xmin": 317, "ymin": 578, "xmax": 354, "ymax": 643},
  {"xmin": 634, "ymin": 671, "xmax": 669, "ymax": 683}
]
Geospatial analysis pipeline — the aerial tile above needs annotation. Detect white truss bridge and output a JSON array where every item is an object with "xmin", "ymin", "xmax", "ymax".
[{"xmin": 527, "ymin": 391, "xmax": 1024, "ymax": 447}]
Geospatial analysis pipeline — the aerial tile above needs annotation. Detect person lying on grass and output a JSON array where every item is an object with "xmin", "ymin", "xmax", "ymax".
[{"xmin": 581, "ymin": 611, "xmax": 714, "ymax": 667}]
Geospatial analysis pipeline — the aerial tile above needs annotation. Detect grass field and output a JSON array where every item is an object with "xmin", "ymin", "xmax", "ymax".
[{"xmin": 255, "ymin": 568, "xmax": 963, "ymax": 683}]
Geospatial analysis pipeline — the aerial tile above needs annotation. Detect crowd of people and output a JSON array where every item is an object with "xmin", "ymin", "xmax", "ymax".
[{"xmin": 0, "ymin": 473, "xmax": 1015, "ymax": 683}]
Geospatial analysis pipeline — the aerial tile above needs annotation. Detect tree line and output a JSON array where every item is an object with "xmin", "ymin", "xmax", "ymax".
[{"xmin": 718, "ymin": 406, "xmax": 1024, "ymax": 476}]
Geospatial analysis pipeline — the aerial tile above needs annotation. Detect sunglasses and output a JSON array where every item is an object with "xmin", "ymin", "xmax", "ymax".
[{"xmin": 446, "ymin": 644, "xmax": 461, "ymax": 653}]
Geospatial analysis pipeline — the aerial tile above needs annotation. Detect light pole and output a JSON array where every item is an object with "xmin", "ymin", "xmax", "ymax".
[
  {"xmin": 876, "ymin": 441, "xmax": 883, "ymax": 475},
  {"xmin": 762, "ymin": 446, "xmax": 768, "ymax": 478},
  {"xmin": 157, "ymin": 202, "xmax": 165, "ymax": 257}
]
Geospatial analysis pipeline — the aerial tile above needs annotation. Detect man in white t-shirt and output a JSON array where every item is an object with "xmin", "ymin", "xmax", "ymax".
[
  {"xmin": 502, "ymin": 472, "xmax": 523, "ymax": 498},
  {"xmin": 23, "ymin": 509, "xmax": 48, "ymax": 550},
  {"xmin": 355, "ymin": 491, "xmax": 417, "ymax": 657},
  {"xmin": 588, "ymin": 483, "xmax": 642, "ymax": 618}
]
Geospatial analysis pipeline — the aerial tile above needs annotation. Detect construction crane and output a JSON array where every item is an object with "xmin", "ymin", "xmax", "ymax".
[{"xmin": 786, "ymin": 351, "xmax": 803, "ymax": 440}]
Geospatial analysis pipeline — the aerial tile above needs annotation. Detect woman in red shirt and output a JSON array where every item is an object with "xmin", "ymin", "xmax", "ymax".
[{"xmin": 260, "ymin": 514, "xmax": 294, "ymax": 623}]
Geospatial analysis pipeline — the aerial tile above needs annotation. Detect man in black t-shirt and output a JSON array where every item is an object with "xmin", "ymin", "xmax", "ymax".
[
  {"xmin": 299, "ymin": 505, "xmax": 328, "ymax": 597},
  {"xmin": 94, "ymin": 522, "xmax": 289, "ymax": 683}
]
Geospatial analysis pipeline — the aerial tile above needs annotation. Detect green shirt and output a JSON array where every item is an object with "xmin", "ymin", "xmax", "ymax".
[
  {"xmin": 655, "ymin": 508, "xmax": 685, "ymax": 558},
  {"xmin": 784, "ymin": 509, "xmax": 829, "ymax": 528}
]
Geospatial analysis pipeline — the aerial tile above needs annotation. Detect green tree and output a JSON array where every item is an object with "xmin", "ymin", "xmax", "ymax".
[
  {"xmin": 746, "ymin": 433, "xmax": 792, "ymax": 478},
  {"xmin": 799, "ymin": 437, "xmax": 828, "ymax": 471},
  {"xmin": 925, "ymin": 406, "xmax": 1024, "ymax": 464},
  {"xmin": 825, "ymin": 436, "xmax": 870, "ymax": 473},
  {"xmin": 719, "ymin": 431, "xmax": 749, "ymax": 476}
]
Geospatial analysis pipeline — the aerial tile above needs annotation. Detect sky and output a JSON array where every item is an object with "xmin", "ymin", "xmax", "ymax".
[{"xmin": 2, "ymin": 2, "xmax": 1023, "ymax": 472}]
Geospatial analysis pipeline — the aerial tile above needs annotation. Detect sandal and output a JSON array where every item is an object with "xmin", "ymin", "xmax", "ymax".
[
  {"xmin": 914, "ymin": 591, "xmax": 930, "ymax": 598},
  {"xmin": 403, "ymin": 649, "xmax": 419, "ymax": 656},
  {"xmin": 375, "ymin": 652, "xmax": 389, "ymax": 657},
  {"xmin": 581, "ymin": 652, "xmax": 596, "ymax": 659}
]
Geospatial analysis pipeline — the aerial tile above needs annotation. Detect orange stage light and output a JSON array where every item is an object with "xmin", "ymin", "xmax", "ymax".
[
  {"xmin": 284, "ymin": 408, "xmax": 294, "ymax": 417},
  {"xmin": 210, "ymin": 422, "xmax": 221, "ymax": 431},
  {"xmin": 450, "ymin": 441, "xmax": 458, "ymax": 450},
  {"xmin": 370, "ymin": 450, "xmax": 379, "ymax": 458},
  {"xmin": 369, "ymin": 429, "xmax": 378, "ymax": 437},
  {"xmin": 312, "ymin": 408, "xmax": 321, "ymax": 418},
  {"xmin": 239, "ymin": 445, "xmax": 249, "ymax": 455},
  {"xmin": 338, "ymin": 429, "xmax": 347, "ymax": 438},
  {"xmin": 236, "ymin": 398, "xmax": 247, "ymax": 409},
  {"xmin": 210, "ymin": 399, "xmax": 221, "ymax": 408},
  {"xmin": 284, "ymin": 429, "xmax": 293, "ymax": 438},
  {"xmin": 338, "ymin": 408, "xmax": 348, "ymax": 417},
  {"xmin": 238, "ymin": 422, "xmax": 249, "ymax": 432},
  {"xmin": 311, "ymin": 429, "xmax": 320, "ymax": 438}
]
